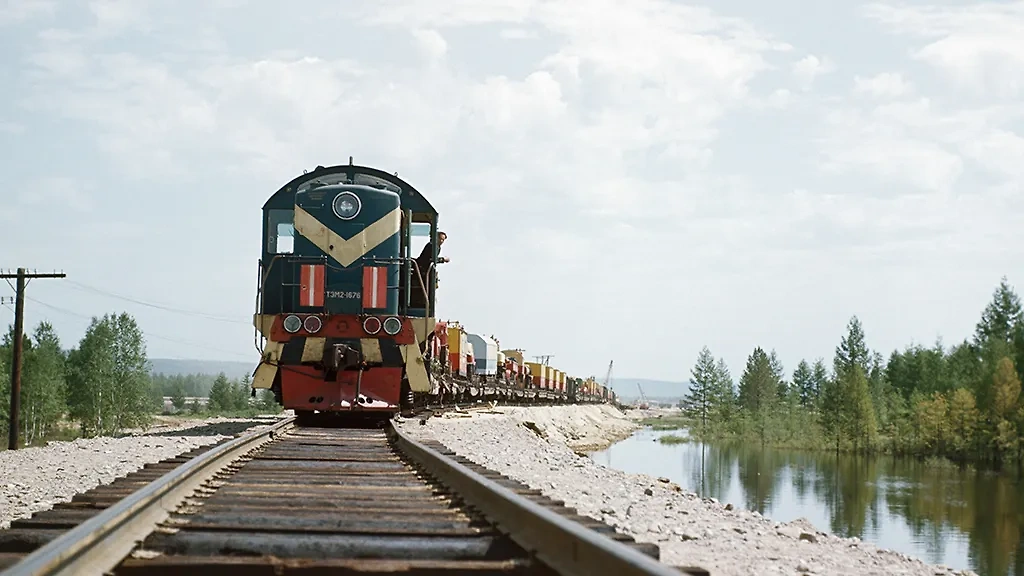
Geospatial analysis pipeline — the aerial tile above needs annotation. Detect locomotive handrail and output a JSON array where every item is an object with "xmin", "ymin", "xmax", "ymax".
[
  {"xmin": 254, "ymin": 258, "xmax": 263, "ymax": 357},
  {"xmin": 253, "ymin": 254, "xmax": 287, "ymax": 357}
]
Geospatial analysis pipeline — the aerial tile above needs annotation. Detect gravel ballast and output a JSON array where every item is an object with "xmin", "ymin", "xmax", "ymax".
[
  {"xmin": 397, "ymin": 404, "xmax": 977, "ymax": 576},
  {"xmin": 0, "ymin": 416, "xmax": 280, "ymax": 529}
]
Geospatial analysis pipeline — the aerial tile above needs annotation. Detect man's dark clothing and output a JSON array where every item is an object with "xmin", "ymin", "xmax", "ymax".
[
  {"xmin": 416, "ymin": 241, "xmax": 437, "ymax": 277},
  {"xmin": 410, "ymin": 242, "xmax": 439, "ymax": 308}
]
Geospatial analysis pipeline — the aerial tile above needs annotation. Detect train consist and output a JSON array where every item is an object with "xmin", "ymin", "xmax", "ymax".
[{"xmin": 251, "ymin": 160, "xmax": 617, "ymax": 419}]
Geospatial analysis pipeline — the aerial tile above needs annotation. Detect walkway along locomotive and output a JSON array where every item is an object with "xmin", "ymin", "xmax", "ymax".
[{"xmin": 251, "ymin": 161, "xmax": 616, "ymax": 418}]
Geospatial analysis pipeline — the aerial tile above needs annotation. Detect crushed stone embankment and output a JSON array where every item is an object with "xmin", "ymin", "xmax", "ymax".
[
  {"xmin": 0, "ymin": 415, "xmax": 281, "ymax": 529},
  {"xmin": 397, "ymin": 404, "xmax": 975, "ymax": 576}
]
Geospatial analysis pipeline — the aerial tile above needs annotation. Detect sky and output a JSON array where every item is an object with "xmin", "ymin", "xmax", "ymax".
[{"xmin": 1, "ymin": 0, "xmax": 1022, "ymax": 384}]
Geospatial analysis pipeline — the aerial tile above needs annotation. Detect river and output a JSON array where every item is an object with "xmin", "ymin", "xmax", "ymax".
[{"xmin": 589, "ymin": 427, "xmax": 1023, "ymax": 576}]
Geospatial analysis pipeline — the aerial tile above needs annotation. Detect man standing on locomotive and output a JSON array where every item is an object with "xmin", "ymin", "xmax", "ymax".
[
  {"xmin": 417, "ymin": 231, "xmax": 449, "ymax": 272},
  {"xmin": 411, "ymin": 231, "xmax": 447, "ymax": 308}
]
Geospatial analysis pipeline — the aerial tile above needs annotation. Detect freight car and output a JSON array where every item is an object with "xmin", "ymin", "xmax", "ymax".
[{"xmin": 251, "ymin": 160, "xmax": 615, "ymax": 419}]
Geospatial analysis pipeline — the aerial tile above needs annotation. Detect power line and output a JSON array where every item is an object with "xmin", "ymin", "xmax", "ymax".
[
  {"xmin": 61, "ymin": 279, "xmax": 249, "ymax": 325},
  {"xmin": 24, "ymin": 296, "xmax": 255, "ymax": 362}
]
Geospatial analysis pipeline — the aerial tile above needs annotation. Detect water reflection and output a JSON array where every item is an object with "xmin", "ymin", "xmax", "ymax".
[{"xmin": 589, "ymin": 428, "xmax": 1024, "ymax": 576}]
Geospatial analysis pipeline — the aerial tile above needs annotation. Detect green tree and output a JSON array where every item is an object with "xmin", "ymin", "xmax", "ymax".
[
  {"xmin": 915, "ymin": 392, "xmax": 948, "ymax": 455},
  {"xmin": 21, "ymin": 322, "xmax": 67, "ymax": 445},
  {"xmin": 66, "ymin": 317, "xmax": 116, "ymax": 436},
  {"xmin": 711, "ymin": 358, "xmax": 735, "ymax": 425},
  {"xmin": 819, "ymin": 371, "xmax": 845, "ymax": 453},
  {"xmin": 231, "ymin": 377, "xmax": 251, "ymax": 410},
  {"xmin": 255, "ymin": 388, "xmax": 279, "ymax": 411},
  {"xmin": 66, "ymin": 313, "xmax": 152, "ymax": 436},
  {"xmin": 681, "ymin": 346, "xmax": 718, "ymax": 436},
  {"xmin": 835, "ymin": 316, "xmax": 870, "ymax": 379},
  {"xmin": 991, "ymin": 357, "xmax": 1020, "ymax": 422},
  {"xmin": 842, "ymin": 364, "xmax": 877, "ymax": 452},
  {"xmin": 208, "ymin": 373, "xmax": 232, "ymax": 411},
  {"xmin": 793, "ymin": 360, "xmax": 814, "ymax": 407},
  {"xmin": 109, "ymin": 313, "xmax": 152, "ymax": 431},
  {"xmin": 974, "ymin": 277, "xmax": 1022, "ymax": 347},
  {"xmin": 947, "ymin": 387, "xmax": 979, "ymax": 456},
  {"xmin": 169, "ymin": 381, "xmax": 187, "ymax": 412},
  {"xmin": 810, "ymin": 358, "xmax": 829, "ymax": 407},
  {"xmin": 738, "ymin": 347, "xmax": 779, "ymax": 444}
]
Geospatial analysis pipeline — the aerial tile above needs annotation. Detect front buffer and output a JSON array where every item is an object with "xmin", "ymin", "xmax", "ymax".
[{"xmin": 258, "ymin": 312, "xmax": 419, "ymax": 416}]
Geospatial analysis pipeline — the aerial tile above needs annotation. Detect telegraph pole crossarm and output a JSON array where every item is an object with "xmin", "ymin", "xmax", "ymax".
[{"xmin": 1, "ymin": 268, "xmax": 67, "ymax": 450}]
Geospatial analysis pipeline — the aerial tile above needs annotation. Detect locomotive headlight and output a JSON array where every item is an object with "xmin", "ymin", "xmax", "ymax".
[
  {"xmin": 383, "ymin": 316, "xmax": 402, "ymax": 335},
  {"xmin": 362, "ymin": 316, "xmax": 382, "ymax": 335},
  {"xmin": 332, "ymin": 191, "xmax": 361, "ymax": 220},
  {"xmin": 283, "ymin": 314, "xmax": 302, "ymax": 333},
  {"xmin": 303, "ymin": 315, "xmax": 322, "ymax": 333}
]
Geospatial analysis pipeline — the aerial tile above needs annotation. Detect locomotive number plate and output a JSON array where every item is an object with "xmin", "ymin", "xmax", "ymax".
[{"xmin": 326, "ymin": 290, "xmax": 361, "ymax": 299}]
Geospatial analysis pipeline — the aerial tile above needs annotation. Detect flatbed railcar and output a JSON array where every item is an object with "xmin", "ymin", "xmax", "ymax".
[{"xmin": 251, "ymin": 160, "xmax": 615, "ymax": 419}]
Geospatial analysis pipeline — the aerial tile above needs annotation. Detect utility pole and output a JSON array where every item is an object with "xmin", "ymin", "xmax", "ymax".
[{"xmin": 2, "ymin": 268, "xmax": 66, "ymax": 450}]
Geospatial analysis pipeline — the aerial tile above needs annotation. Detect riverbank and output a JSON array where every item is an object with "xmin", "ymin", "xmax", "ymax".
[
  {"xmin": 398, "ymin": 404, "xmax": 976, "ymax": 576},
  {"xmin": 0, "ymin": 415, "xmax": 282, "ymax": 529}
]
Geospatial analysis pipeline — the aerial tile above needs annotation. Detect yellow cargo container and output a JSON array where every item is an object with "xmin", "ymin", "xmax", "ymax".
[
  {"xmin": 446, "ymin": 323, "xmax": 469, "ymax": 377},
  {"xmin": 525, "ymin": 362, "xmax": 545, "ymax": 389}
]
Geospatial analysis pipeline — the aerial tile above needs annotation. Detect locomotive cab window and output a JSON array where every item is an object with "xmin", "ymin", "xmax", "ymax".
[
  {"xmin": 410, "ymin": 223, "xmax": 432, "ymax": 261},
  {"xmin": 268, "ymin": 209, "xmax": 295, "ymax": 254}
]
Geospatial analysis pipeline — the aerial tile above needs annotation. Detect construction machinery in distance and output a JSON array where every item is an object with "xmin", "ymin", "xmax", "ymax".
[{"xmin": 636, "ymin": 382, "xmax": 649, "ymax": 409}]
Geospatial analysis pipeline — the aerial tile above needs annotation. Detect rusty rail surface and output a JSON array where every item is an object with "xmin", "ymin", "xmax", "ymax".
[{"xmin": 2, "ymin": 420, "xmax": 707, "ymax": 576}]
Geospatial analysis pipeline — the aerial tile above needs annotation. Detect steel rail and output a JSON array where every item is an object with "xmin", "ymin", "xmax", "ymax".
[
  {"xmin": 388, "ymin": 422, "xmax": 694, "ymax": 576},
  {"xmin": 2, "ymin": 416, "xmax": 297, "ymax": 576}
]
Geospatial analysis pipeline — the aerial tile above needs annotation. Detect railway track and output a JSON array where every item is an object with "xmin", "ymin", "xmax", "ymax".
[{"xmin": 0, "ymin": 416, "xmax": 708, "ymax": 576}]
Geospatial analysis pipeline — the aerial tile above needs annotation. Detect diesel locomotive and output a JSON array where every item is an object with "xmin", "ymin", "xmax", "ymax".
[{"xmin": 251, "ymin": 160, "xmax": 616, "ymax": 419}]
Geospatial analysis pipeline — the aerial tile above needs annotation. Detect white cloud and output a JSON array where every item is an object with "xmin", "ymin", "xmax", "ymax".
[
  {"xmin": 21, "ymin": 0, "xmax": 792, "ymax": 220},
  {"xmin": 962, "ymin": 128, "xmax": 1024, "ymax": 180},
  {"xmin": 355, "ymin": 0, "xmax": 533, "ymax": 28},
  {"xmin": 19, "ymin": 177, "xmax": 95, "ymax": 213},
  {"xmin": 88, "ymin": 0, "xmax": 151, "ymax": 35},
  {"xmin": 854, "ymin": 72, "xmax": 913, "ymax": 98},
  {"xmin": 864, "ymin": 2, "xmax": 1024, "ymax": 98},
  {"xmin": 467, "ymin": 71, "xmax": 566, "ymax": 131},
  {"xmin": 6, "ymin": 0, "xmax": 1023, "ymax": 379},
  {"xmin": 818, "ymin": 98, "xmax": 972, "ymax": 192},
  {"xmin": 0, "ymin": 119, "xmax": 24, "ymax": 134},
  {"xmin": 792, "ymin": 54, "xmax": 835, "ymax": 90},
  {"xmin": 0, "ymin": 0, "xmax": 54, "ymax": 25},
  {"xmin": 500, "ymin": 27, "xmax": 537, "ymax": 40},
  {"xmin": 412, "ymin": 28, "xmax": 447, "ymax": 62}
]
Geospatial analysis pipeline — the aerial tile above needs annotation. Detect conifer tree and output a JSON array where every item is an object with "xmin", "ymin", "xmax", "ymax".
[
  {"xmin": 681, "ymin": 346, "xmax": 717, "ymax": 436},
  {"xmin": 793, "ymin": 360, "xmax": 813, "ymax": 407}
]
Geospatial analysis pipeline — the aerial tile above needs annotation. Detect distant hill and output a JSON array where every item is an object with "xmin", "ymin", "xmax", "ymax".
[
  {"xmin": 149, "ymin": 358, "xmax": 254, "ymax": 380},
  {"xmin": 610, "ymin": 378, "xmax": 690, "ymax": 402}
]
